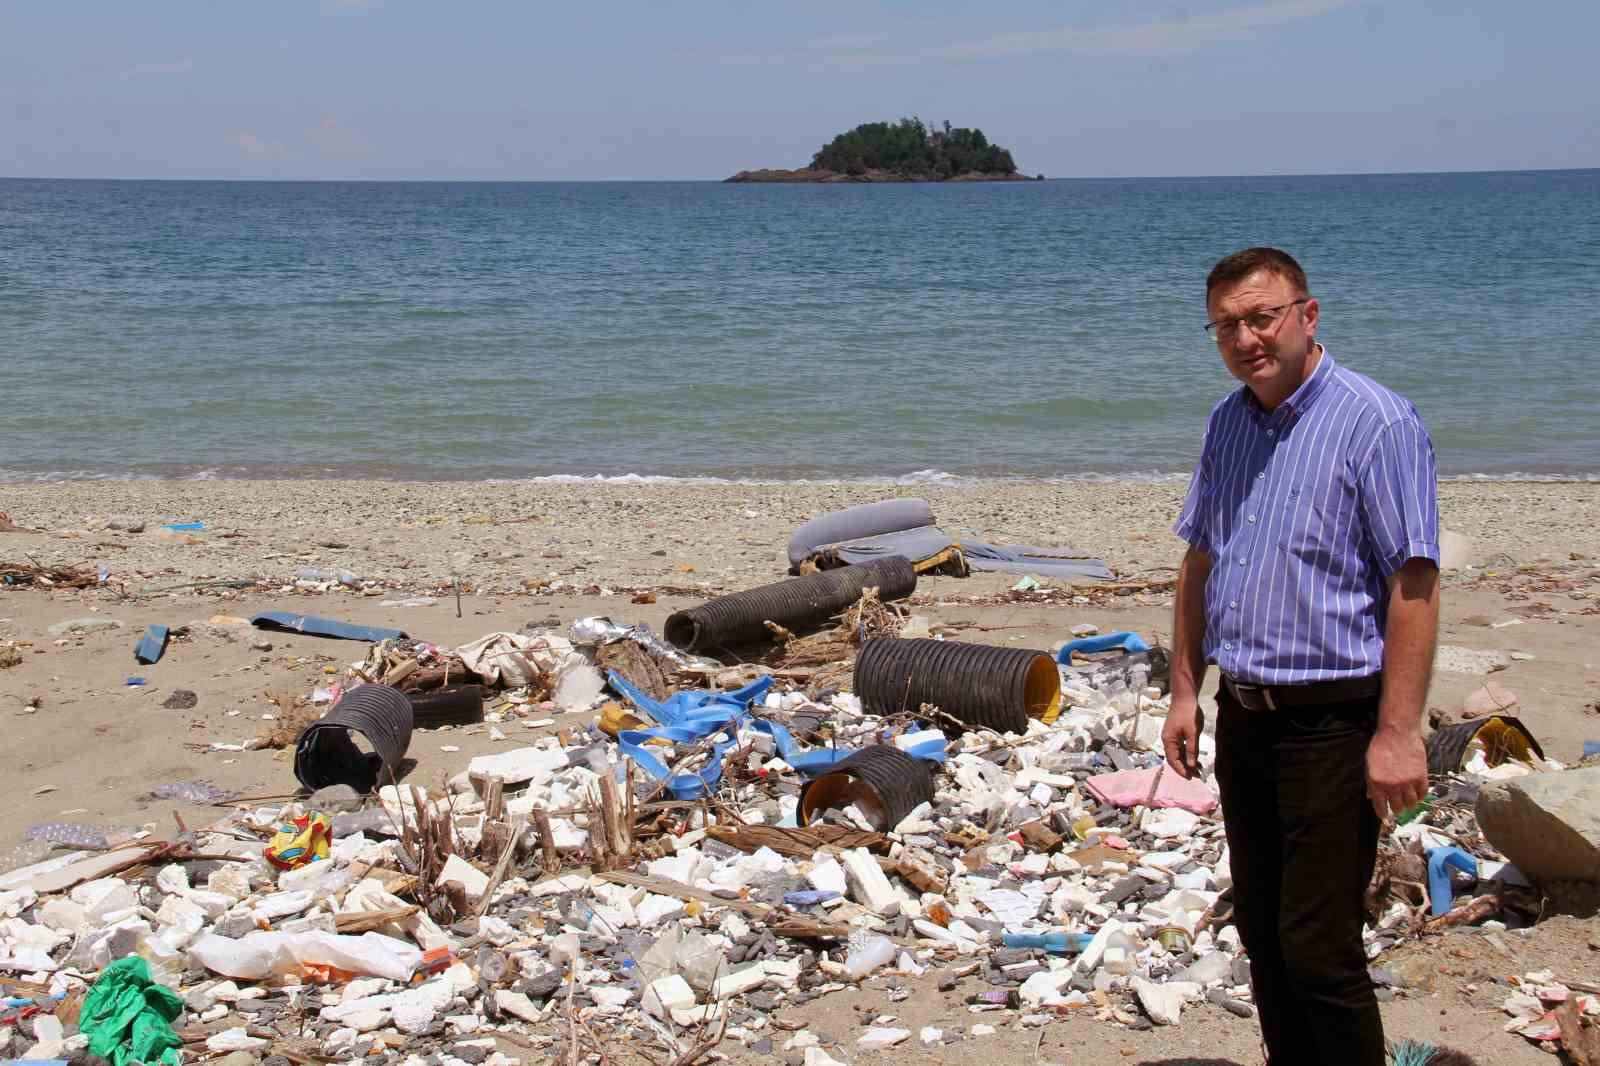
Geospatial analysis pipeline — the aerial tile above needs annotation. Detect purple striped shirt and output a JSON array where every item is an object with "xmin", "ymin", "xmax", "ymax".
[{"xmin": 1173, "ymin": 349, "xmax": 1439, "ymax": 684}]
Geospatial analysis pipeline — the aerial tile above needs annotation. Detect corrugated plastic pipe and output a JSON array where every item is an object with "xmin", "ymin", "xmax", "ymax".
[
  {"xmin": 664, "ymin": 556, "xmax": 916, "ymax": 653},
  {"xmin": 854, "ymin": 637, "xmax": 1060, "ymax": 734},
  {"xmin": 294, "ymin": 683, "xmax": 414, "ymax": 793},
  {"xmin": 798, "ymin": 745, "xmax": 937, "ymax": 831}
]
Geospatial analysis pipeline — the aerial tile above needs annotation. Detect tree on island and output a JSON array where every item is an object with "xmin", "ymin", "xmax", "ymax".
[{"xmin": 810, "ymin": 117, "xmax": 1018, "ymax": 178}]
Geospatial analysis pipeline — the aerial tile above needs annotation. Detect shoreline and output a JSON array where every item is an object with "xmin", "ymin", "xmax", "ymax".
[
  {"xmin": 4, "ymin": 479, "xmax": 1599, "ymax": 591},
  {"xmin": 4, "ymin": 469, "xmax": 1600, "ymax": 487}
]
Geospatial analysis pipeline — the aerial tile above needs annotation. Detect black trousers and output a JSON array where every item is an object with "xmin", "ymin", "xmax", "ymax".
[{"xmin": 1214, "ymin": 686, "xmax": 1385, "ymax": 1066}]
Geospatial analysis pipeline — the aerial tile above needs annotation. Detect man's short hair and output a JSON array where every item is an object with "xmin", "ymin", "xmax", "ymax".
[{"xmin": 1206, "ymin": 247, "xmax": 1309, "ymax": 301}]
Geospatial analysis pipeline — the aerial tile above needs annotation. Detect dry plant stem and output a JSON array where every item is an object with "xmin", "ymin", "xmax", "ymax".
[
  {"xmin": 475, "ymin": 815, "xmax": 527, "ymax": 918},
  {"xmin": 565, "ymin": 967, "xmax": 579, "ymax": 1066}
]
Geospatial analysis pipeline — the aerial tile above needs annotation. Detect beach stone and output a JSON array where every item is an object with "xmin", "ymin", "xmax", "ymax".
[
  {"xmin": 212, "ymin": 1054, "xmax": 262, "ymax": 1066},
  {"xmin": 105, "ymin": 515, "xmax": 147, "ymax": 532},
  {"xmin": 1476, "ymin": 766, "xmax": 1600, "ymax": 883},
  {"xmin": 1435, "ymin": 646, "xmax": 1510, "ymax": 676},
  {"xmin": 309, "ymin": 784, "xmax": 365, "ymax": 813},
  {"xmin": 1462, "ymin": 681, "xmax": 1519, "ymax": 718},
  {"xmin": 48, "ymin": 616, "xmax": 123, "ymax": 636},
  {"xmin": 163, "ymin": 689, "xmax": 199, "ymax": 710}
]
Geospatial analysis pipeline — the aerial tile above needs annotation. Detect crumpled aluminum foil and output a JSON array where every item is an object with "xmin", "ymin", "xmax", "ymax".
[{"xmin": 569, "ymin": 615, "xmax": 722, "ymax": 672}]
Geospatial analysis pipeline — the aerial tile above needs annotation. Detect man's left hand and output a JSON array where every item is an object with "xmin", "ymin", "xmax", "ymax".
[{"xmin": 1366, "ymin": 725, "xmax": 1428, "ymax": 820}]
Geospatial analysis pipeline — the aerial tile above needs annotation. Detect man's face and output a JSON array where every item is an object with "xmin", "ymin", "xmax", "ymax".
[{"xmin": 1206, "ymin": 269, "xmax": 1319, "ymax": 407}]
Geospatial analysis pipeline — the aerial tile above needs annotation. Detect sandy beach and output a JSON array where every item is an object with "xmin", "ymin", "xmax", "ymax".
[{"xmin": 2, "ymin": 477, "xmax": 1599, "ymax": 1063}]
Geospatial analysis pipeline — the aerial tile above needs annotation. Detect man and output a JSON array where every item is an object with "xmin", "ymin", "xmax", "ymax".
[{"xmin": 1162, "ymin": 247, "xmax": 1439, "ymax": 1066}]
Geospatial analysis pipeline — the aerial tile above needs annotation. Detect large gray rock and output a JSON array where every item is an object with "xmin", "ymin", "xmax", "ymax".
[{"xmin": 1476, "ymin": 766, "xmax": 1600, "ymax": 883}]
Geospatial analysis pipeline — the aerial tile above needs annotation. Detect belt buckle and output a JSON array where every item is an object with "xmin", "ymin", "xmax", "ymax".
[{"xmin": 1234, "ymin": 680, "xmax": 1277, "ymax": 711}]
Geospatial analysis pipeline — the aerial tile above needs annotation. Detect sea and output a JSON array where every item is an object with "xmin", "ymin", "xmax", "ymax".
[{"xmin": 2, "ymin": 170, "xmax": 1597, "ymax": 485}]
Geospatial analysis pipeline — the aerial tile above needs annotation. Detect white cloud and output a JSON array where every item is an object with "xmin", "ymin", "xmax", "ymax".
[
  {"xmin": 690, "ymin": 32, "xmax": 888, "ymax": 68},
  {"xmin": 224, "ymin": 131, "xmax": 289, "ymax": 162},
  {"xmin": 306, "ymin": 117, "xmax": 374, "ymax": 157},
  {"xmin": 945, "ymin": 0, "xmax": 1370, "ymax": 59}
]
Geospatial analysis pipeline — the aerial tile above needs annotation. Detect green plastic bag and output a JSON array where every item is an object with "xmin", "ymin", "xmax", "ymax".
[{"xmin": 78, "ymin": 955, "xmax": 185, "ymax": 1066}]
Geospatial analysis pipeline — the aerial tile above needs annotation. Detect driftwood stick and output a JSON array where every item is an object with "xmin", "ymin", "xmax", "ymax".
[
  {"xmin": 533, "ymin": 806, "xmax": 560, "ymax": 875},
  {"xmin": 1423, "ymin": 894, "xmax": 1500, "ymax": 933}
]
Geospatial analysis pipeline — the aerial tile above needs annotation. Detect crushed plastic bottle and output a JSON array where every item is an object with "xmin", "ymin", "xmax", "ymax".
[
  {"xmin": 294, "ymin": 568, "xmax": 362, "ymax": 588},
  {"xmin": 843, "ymin": 932, "xmax": 895, "ymax": 979},
  {"xmin": 22, "ymin": 822, "xmax": 114, "ymax": 851},
  {"xmin": 672, "ymin": 931, "xmax": 727, "ymax": 992},
  {"xmin": 0, "ymin": 839, "xmax": 56, "ymax": 874},
  {"xmin": 149, "ymin": 780, "xmax": 237, "ymax": 805}
]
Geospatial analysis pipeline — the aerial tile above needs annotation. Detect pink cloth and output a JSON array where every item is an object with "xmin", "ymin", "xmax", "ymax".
[{"xmin": 1084, "ymin": 765, "xmax": 1218, "ymax": 814}]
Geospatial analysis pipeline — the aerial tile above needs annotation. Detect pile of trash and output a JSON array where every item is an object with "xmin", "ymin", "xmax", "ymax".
[{"xmin": 0, "ymin": 562, "xmax": 1577, "ymax": 1064}]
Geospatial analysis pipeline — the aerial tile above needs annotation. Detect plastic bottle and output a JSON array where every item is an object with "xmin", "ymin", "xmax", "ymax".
[
  {"xmin": 843, "ymin": 935, "xmax": 895, "ymax": 979},
  {"xmin": 1001, "ymin": 931, "xmax": 1093, "ymax": 955},
  {"xmin": 672, "ymin": 932, "xmax": 726, "ymax": 992},
  {"xmin": 294, "ymin": 567, "xmax": 361, "ymax": 588}
]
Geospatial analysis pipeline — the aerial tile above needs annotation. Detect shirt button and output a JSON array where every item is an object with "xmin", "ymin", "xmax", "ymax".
[
  {"xmin": 1257, "ymin": 472, "xmax": 1266, "ymax": 480},
  {"xmin": 1247, "ymin": 515, "xmax": 1257, "ymax": 523},
  {"xmin": 1266, "ymin": 428, "xmax": 1276, "ymax": 437},
  {"xmin": 1229, "ymin": 600, "xmax": 1238, "ymax": 608},
  {"xmin": 1238, "ymin": 556, "xmax": 1247, "ymax": 565},
  {"xmin": 1223, "ymin": 642, "xmax": 1234, "ymax": 651}
]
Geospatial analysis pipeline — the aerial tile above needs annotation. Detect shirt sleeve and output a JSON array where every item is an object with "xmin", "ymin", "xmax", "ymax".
[
  {"xmin": 1358, "ymin": 415, "xmax": 1440, "ymax": 577},
  {"xmin": 1172, "ymin": 419, "xmax": 1213, "ymax": 555}
]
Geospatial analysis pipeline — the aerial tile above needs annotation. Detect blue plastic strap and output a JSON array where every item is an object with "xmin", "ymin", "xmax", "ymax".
[
  {"xmin": 610, "ymin": 670, "xmax": 948, "ymax": 800},
  {"xmin": 608, "ymin": 670, "xmax": 772, "ymax": 729},
  {"xmin": 1425, "ymin": 846, "xmax": 1478, "ymax": 917},
  {"xmin": 1055, "ymin": 631, "xmax": 1151, "ymax": 664}
]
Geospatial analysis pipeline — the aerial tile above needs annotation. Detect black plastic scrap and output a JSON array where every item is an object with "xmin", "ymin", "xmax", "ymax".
[
  {"xmin": 663, "ymin": 556, "xmax": 916, "ymax": 653},
  {"xmin": 293, "ymin": 683, "xmax": 414, "ymax": 793},
  {"xmin": 1425, "ymin": 715, "xmax": 1545, "ymax": 776}
]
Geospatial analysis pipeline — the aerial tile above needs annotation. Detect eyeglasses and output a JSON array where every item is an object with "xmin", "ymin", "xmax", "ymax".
[{"xmin": 1204, "ymin": 298, "xmax": 1308, "ymax": 344}]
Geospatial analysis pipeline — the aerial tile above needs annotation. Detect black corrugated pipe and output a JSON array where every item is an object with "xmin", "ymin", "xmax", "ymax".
[
  {"xmin": 294, "ymin": 683, "xmax": 414, "ymax": 793},
  {"xmin": 664, "ymin": 556, "xmax": 916, "ymax": 653},
  {"xmin": 854, "ymin": 637, "xmax": 1060, "ymax": 734},
  {"xmin": 799, "ymin": 745, "xmax": 938, "ymax": 831},
  {"xmin": 1425, "ymin": 715, "xmax": 1545, "ymax": 776}
]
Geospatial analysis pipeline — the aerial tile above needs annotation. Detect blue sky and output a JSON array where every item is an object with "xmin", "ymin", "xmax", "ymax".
[{"xmin": 2, "ymin": 1, "xmax": 1595, "ymax": 180}]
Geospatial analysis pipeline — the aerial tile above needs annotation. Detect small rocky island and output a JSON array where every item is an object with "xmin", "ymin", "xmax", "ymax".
[{"xmin": 726, "ymin": 118, "xmax": 1043, "ymax": 183}]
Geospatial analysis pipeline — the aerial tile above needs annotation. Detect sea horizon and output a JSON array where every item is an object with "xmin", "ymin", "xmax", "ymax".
[{"xmin": 4, "ymin": 165, "xmax": 1596, "ymax": 184}]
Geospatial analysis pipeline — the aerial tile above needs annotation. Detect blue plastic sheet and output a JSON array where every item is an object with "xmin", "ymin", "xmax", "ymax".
[
  {"xmin": 1426, "ymin": 845, "xmax": 1478, "ymax": 917},
  {"xmin": 1055, "ymin": 631, "xmax": 1151, "ymax": 664},
  {"xmin": 250, "ymin": 612, "xmax": 406, "ymax": 643},
  {"xmin": 133, "ymin": 624, "xmax": 169, "ymax": 665},
  {"xmin": 608, "ymin": 670, "xmax": 945, "ymax": 800}
]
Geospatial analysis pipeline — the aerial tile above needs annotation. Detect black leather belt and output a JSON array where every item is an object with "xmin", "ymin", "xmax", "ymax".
[{"xmin": 1221, "ymin": 673, "xmax": 1381, "ymax": 711}]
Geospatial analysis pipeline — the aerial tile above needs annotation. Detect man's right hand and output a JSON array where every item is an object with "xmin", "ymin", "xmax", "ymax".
[{"xmin": 1162, "ymin": 698, "xmax": 1205, "ymax": 779}]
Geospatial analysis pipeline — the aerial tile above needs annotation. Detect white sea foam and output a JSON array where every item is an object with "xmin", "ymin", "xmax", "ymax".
[{"xmin": 1, "ymin": 467, "xmax": 1596, "ymax": 486}]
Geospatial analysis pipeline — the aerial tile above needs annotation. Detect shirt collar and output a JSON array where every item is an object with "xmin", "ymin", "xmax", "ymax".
[{"xmin": 1244, "ymin": 345, "xmax": 1335, "ymax": 424}]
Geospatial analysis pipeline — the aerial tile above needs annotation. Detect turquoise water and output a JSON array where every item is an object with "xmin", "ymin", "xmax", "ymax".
[{"xmin": 2, "ymin": 171, "xmax": 1597, "ymax": 482}]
